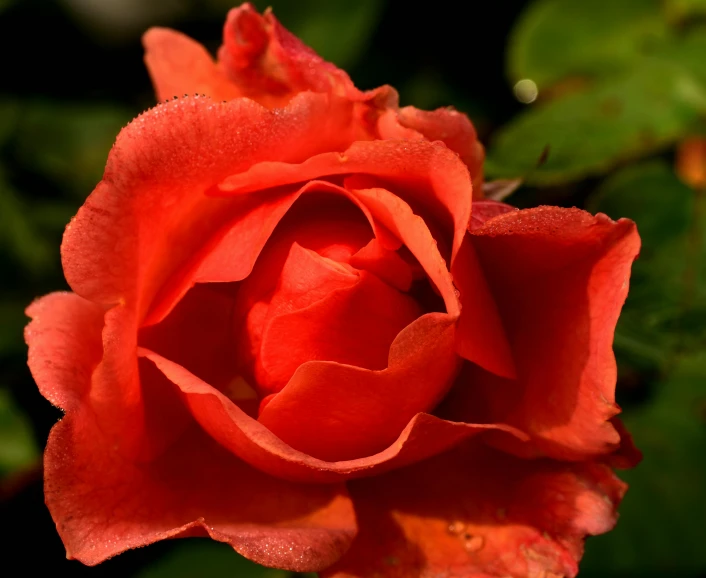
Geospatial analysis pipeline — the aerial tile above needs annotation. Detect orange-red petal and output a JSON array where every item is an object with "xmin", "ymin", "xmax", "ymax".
[
  {"xmin": 378, "ymin": 106, "xmax": 485, "ymax": 194},
  {"xmin": 324, "ymin": 440, "xmax": 626, "ymax": 578},
  {"xmin": 452, "ymin": 235, "xmax": 515, "ymax": 378},
  {"xmin": 25, "ymin": 292, "xmax": 105, "ymax": 411},
  {"xmin": 258, "ymin": 312, "xmax": 459, "ymax": 461},
  {"xmin": 45, "ymin": 410, "xmax": 356, "ymax": 571},
  {"xmin": 61, "ymin": 93, "xmax": 362, "ymax": 320},
  {"xmin": 216, "ymin": 139, "xmax": 473, "ymax": 265},
  {"xmin": 216, "ymin": 4, "xmax": 360, "ymax": 106},
  {"xmin": 143, "ymin": 28, "xmax": 242, "ymax": 103},
  {"xmin": 445, "ymin": 207, "xmax": 640, "ymax": 460},
  {"xmin": 138, "ymin": 346, "xmax": 525, "ymax": 483}
]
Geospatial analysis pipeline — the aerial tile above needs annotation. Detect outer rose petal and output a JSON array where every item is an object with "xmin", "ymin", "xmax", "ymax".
[
  {"xmin": 143, "ymin": 28, "xmax": 242, "ymax": 103},
  {"xmin": 45, "ymin": 409, "xmax": 356, "ymax": 571},
  {"xmin": 378, "ymin": 106, "xmax": 485, "ymax": 194},
  {"xmin": 25, "ymin": 292, "xmax": 105, "ymax": 411},
  {"xmin": 28, "ymin": 291, "xmax": 356, "ymax": 570},
  {"xmin": 61, "ymin": 92, "xmax": 361, "ymax": 320},
  {"xmin": 444, "ymin": 207, "xmax": 640, "ymax": 460},
  {"xmin": 217, "ymin": 4, "xmax": 360, "ymax": 105},
  {"xmin": 469, "ymin": 200, "xmax": 518, "ymax": 231},
  {"xmin": 324, "ymin": 440, "xmax": 626, "ymax": 578}
]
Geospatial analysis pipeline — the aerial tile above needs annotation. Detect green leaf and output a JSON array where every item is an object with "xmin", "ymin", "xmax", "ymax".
[
  {"xmin": 0, "ymin": 167, "xmax": 55, "ymax": 275},
  {"xmin": 14, "ymin": 102, "xmax": 133, "ymax": 198},
  {"xmin": 487, "ymin": 31, "xmax": 706, "ymax": 185},
  {"xmin": 508, "ymin": 0, "xmax": 668, "ymax": 90},
  {"xmin": 0, "ymin": 387, "xmax": 39, "ymax": 478},
  {"xmin": 581, "ymin": 352, "xmax": 706, "ymax": 576},
  {"xmin": 136, "ymin": 540, "xmax": 299, "ymax": 578},
  {"xmin": 665, "ymin": 0, "xmax": 706, "ymax": 23}
]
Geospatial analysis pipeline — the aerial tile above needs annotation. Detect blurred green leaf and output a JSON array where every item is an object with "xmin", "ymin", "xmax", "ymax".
[
  {"xmin": 0, "ymin": 387, "xmax": 39, "ymax": 478},
  {"xmin": 0, "ymin": 167, "xmax": 55, "ymax": 275},
  {"xmin": 508, "ymin": 0, "xmax": 668, "ymax": 90},
  {"xmin": 487, "ymin": 31, "xmax": 706, "ymax": 185},
  {"xmin": 136, "ymin": 540, "xmax": 302, "ymax": 578},
  {"xmin": 665, "ymin": 0, "xmax": 706, "ymax": 23},
  {"xmin": 14, "ymin": 102, "xmax": 133, "ymax": 198},
  {"xmin": 582, "ymin": 352, "xmax": 706, "ymax": 576}
]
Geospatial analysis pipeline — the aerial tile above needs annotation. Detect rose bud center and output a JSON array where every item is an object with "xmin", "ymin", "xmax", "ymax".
[{"xmin": 231, "ymin": 194, "xmax": 423, "ymax": 407}]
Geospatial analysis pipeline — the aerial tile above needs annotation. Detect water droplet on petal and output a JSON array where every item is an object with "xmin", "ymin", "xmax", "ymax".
[{"xmin": 463, "ymin": 534, "xmax": 484, "ymax": 553}]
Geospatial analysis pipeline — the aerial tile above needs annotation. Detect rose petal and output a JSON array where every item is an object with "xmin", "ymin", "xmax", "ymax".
[
  {"xmin": 606, "ymin": 417, "xmax": 643, "ymax": 469},
  {"xmin": 26, "ymin": 296, "xmax": 188, "ymax": 462},
  {"xmin": 216, "ymin": 139, "xmax": 473, "ymax": 265},
  {"xmin": 265, "ymin": 242, "xmax": 361, "ymax": 316},
  {"xmin": 256, "ymin": 253, "xmax": 421, "ymax": 393},
  {"xmin": 451, "ymin": 207, "xmax": 640, "ymax": 460},
  {"xmin": 378, "ymin": 106, "xmax": 485, "ymax": 194},
  {"xmin": 324, "ymin": 439, "xmax": 626, "ymax": 578},
  {"xmin": 217, "ymin": 4, "xmax": 360, "ymax": 106},
  {"xmin": 45, "ymin": 408, "xmax": 356, "ymax": 571},
  {"xmin": 139, "ymin": 283, "xmax": 238, "ymax": 393},
  {"xmin": 349, "ymin": 238, "xmax": 414, "ymax": 292},
  {"xmin": 143, "ymin": 28, "xmax": 242, "ymax": 103},
  {"xmin": 138, "ymin": 347, "xmax": 525, "ymax": 483},
  {"xmin": 143, "ymin": 188, "xmax": 301, "ymax": 326},
  {"xmin": 148, "ymin": 179, "xmax": 398, "ymax": 327},
  {"xmin": 349, "ymin": 186, "xmax": 460, "ymax": 317},
  {"xmin": 469, "ymin": 200, "xmax": 518, "ymax": 231},
  {"xmin": 453, "ymin": 236, "xmax": 516, "ymax": 379},
  {"xmin": 25, "ymin": 292, "xmax": 105, "ymax": 412},
  {"xmin": 62, "ymin": 92, "xmax": 361, "ymax": 320},
  {"xmin": 258, "ymin": 312, "xmax": 458, "ymax": 461},
  {"xmin": 28, "ymin": 292, "xmax": 355, "ymax": 570}
]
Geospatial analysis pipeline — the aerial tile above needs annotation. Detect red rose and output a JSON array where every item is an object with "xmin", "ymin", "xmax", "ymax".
[{"xmin": 26, "ymin": 4, "xmax": 641, "ymax": 577}]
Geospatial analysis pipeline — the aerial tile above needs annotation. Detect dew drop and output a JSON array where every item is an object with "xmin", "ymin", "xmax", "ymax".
[{"xmin": 463, "ymin": 534, "xmax": 484, "ymax": 553}]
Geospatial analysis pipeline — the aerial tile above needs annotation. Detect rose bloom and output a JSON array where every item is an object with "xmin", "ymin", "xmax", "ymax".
[{"xmin": 25, "ymin": 4, "xmax": 641, "ymax": 577}]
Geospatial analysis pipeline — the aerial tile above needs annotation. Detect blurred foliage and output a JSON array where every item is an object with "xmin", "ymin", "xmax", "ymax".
[
  {"xmin": 14, "ymin": 102, "xmax": 132, "ymax": 197},
  {"xmin": 666, "ymin": 0, "xmax": 706, "ymax": 22},
  {"xmin": 487, "ymin": 0, "xmax": 706, "ymax": 184},
  {"xmin": 0, "ymin": 0, "xmax": 704, "ymax": 577},
  {"xmin": 0, "ymin": 387, "xmax": 39, "ymax": 477},
  {"xmin": 507, "ymin": 0, "xmax": 669, "ymax": 91}
]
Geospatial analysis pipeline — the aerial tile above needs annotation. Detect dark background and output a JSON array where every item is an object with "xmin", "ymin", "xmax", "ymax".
[{"xmin": 0, "ymin": 1, "xmax": 704, "ymax": 576}]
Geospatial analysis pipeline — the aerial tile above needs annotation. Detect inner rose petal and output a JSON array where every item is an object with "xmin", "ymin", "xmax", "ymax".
[
  {"xmin": 231, "ymin": 194, "xmax": 423, "ymax": 396},
  {"xmin": 257, "ymin": 261, "xmax": 422, "ymax": 393}
]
